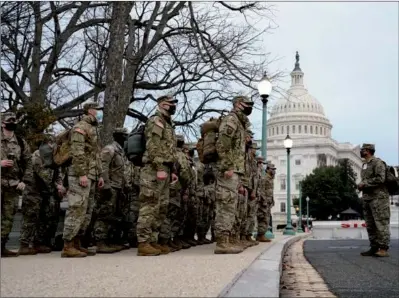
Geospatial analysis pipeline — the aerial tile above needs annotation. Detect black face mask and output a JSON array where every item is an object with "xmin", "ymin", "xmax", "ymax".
[
  {"xmin": 168, "ymin": 105, "xmax": 176, "ymax": 115},
  {"xmin": 360, "ymin": 151, "xmax": 366, "ymax": 158},
  {"xmin": 242, "ymin": 106, "xmax": 253, "ymax": 116},
  {"xmin": 177, "ymin": 140, "xmax": 184, "ymax": 148},
  {"xmin": 114, "ymin": 134, "xmax": 127, "ymax": 147},
  {"xmin": 4, "ymin": 122, "xmax": 17, "ymax": 131}
]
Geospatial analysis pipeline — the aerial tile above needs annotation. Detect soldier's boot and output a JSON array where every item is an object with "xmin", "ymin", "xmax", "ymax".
[
  {"xmin": 137, "ymin": 242, "xmax": 161, "ymax": 256},
  {"xmin": 168, "ymin": 239, "xmax": 180, "ymax": 252},
  {"xmin": 256, "ymin": 234, "xmax": 272, "ymax": 243},
  {"xmin": 158, "ymin": 238, "xmax": 173, "ymax": 253},
  {"xmin": 109, "ymin": 243, "xmax": 125, "ymax": 252},
  {"xmin": 18, "ymin": 243, "xmax": 38, "ymax": 255},
  {"xmin": 231, "ymin": 234, "xmax": 247, "ymax": 250},
  {"xmin": 1, "ymin": 241, "xmax": 19, "ymax": 257},
  {"xmin": 246, "ymin": 235, "xmax": 259, "ymax": 247},
  {"xmin": 374, "ymin": 248, "xmax": 389, "ymax": 257},
  {"xmin": 239, "ymin": 235, "xmax": 251, "ymax": 249},
  {"xmin": 61, "ymin": 240, "xmax": 87, "ymax": 258},
  {"xmin": 151, "ymin": 241, "xmax": 170, "ymax": 255},
  {"xmin": 35, "ymin": 244, "xmax": 52, "ymax": 254},
  {"xmin": 172, "ymin": 238, "xmax": 183, "ymax": 250},
  {"xmin": 129, "ymin": 237, "xmax": 138, "ymax": 248},
  {"xmin": 186, "ymin": 237, "xmax": 197, "ymax": 246},
  {"xmin": 214, "ymin": 235, "xmax": 243, "ymax": 254},
  {"xmin": 178, "ymin": 237, "xmax": 191, "ymax": 249},
  {"xmin": 196, "ymin": 234, "xmax": 205, "ymax": 245},
  {"xmin": 202, "ymin": 235, "xmax": 213, "ymax": 244},
  {"xmin": 360, "ymin": 246, "xmax": 378, "ymax": 256},
  {"xmin": 96, "ymin": 241, "xmax": 118, "ymax": 254},
  {"xmin": 75, "ymin": 237, "xmax": 96, "ymax": 256}
]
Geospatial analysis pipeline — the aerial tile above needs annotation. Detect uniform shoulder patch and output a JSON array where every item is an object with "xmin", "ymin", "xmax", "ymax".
[
  {"xmin": 74, "ymin": 127, "xmax": 86, "ymax": 135},
  {"xmin": 151, "ymin": 116, "xmax": 164, "ymax": 137},
  {"xmin": 220, "ymin": 115, "xmax": 237, "ymax": 136}
]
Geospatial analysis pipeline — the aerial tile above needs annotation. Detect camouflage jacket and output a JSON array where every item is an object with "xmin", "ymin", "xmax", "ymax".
[
  {"xmin": 69, "ymin": 115, "xmax": 103, "ymax": 179},
  {"xmin": 188, "ymin": 157, "xmax": 197, "ymax": 197},
  {"xmin": 252, "ymin": 159, "xmax": 260, "ymax": 195},
  {"xmin": 172, "ymin": 148, "xmax": 192, "ymax": 191},
  {"xmin": 1, "ymin": 129, "xmax": 33, "ymax": 187},
  {"xmin": 196, "ymin": 161, "xmax": 206, "ymax": 198},
  {"xmin": 361, "ymin": 156, "xmax": 389, "ymax": 201},
  {"xmin": 101, "ymin": 141, "xmax": 128, "ymax": 189},
  {"xmin": 259, "ymin": 173, "xmax": 274, "ymax": 205},
  {"xmin": 204, "ymin": 182, "xmax": 216, "ymax": 203},
  {"xmin": 142, "ymin": 110, "xmax": 177, "ymax": 172},
  {"xmin": 216, "ymin": 110, "xmax": 247, "ymax": 174},
  {"xmin": 243, "ymin": 151, "xmax": 251, "ymax": 188},
  {"xmin": 32, "ymin": 149, "xmax": 62, "ymax": 192}
]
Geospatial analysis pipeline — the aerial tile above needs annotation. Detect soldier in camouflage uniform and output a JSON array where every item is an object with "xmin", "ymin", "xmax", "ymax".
[
  {"xmin": 62, "ymin": 102, "xmax": 104, "ymax": 258},
  {"xmin": 183, "ymin": 147, "xmax": 199, "ymax": 246},
  {"xmin": 358, "ymin": 144, "xmax": 390, "ymax": 257},
  {"xmin": 1, "ymin": 112, "xmax": 33, "ymax": 257},
  {"xmin": 159, "ymin": 135, "xmax": 192, "ymax": 252},
  {"xmin": 127, "ymin": 164, "xmax": 141, "ymax": 248},
  {"xmin": 136, "ymin": 95, "xmax": 178, "ymax": 256},
  {"xmin": 214, "ymin": 96, "xmax": 253, "ymax": 254},
  {"xmin": 94, "ymin": 127, "xmax": 129, "ymax": 253},
  {"xmin": 195, "ymin": 158, "xmax": 212, "ymax": 245},
  {"xmin": 257, "ymin": 162, "xmax": 276, "ymax": 242},
  {"xmin": 203, "ymin": 163, "xmax": 217, "ymax": 242},
  {"xmin": 19, "ymin": 135, "xmax": 66, "ymax": 255}
]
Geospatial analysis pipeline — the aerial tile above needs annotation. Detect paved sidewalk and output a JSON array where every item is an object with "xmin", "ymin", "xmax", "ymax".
[
  {"xmin": 280, "ymin": 239, "xmax": 336, "ymax": 297},
  {"xmin": 1, "ymin": 236, "xmax": 285, "ymax": 297}
]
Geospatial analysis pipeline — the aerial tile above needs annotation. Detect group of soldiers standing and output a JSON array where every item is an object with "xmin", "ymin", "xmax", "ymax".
[{"xmin": 1, "ymin": 94, "xmax": 276, "ymax": 258}]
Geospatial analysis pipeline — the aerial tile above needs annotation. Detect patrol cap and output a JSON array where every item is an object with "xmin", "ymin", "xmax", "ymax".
[
  {"xmin": 232, "ymin": 95, "xmax": 254, "ymax": 106},
  {"xmin": 1, "ymin": 112, "xmax": 16, "ymax": 122},
  {"xmin": 157, "ymin": 95, "xmax": 178, "ymax": 104},
  {"xmin": 83, "ymin": 102, "xmax": 101, "ymax": 113},
  {"xmin": 267, "ymin": 163, "xmax": 276, "ymax": 169},
  {"xmin": 113, "ymin": 127, "xmax": 128, "ymax": 134},
  {"xmin": 361, "ymin": 143, "xmax": 375, "ymax": 151}
]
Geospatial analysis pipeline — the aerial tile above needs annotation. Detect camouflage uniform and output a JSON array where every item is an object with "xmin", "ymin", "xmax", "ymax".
[
  {"xmin": 196, "ymin": 161, "xmax": 212, "ymax": 243},
  {"xmin": 1, "ymin": 112, "xmax": 33, "ymax": 256},
  {"xmin": 136, "ymin": 105, "xmax": 177, "ymax": 252},
  {"xmin": 94, "ymin": 128, "xmax": 129, "ymax": 252},
  {"xmin": 203, "ymin": 163, "xmax": 217, "ymax": 242},
  {"xmin": 360, "ymin": 144, "xmax": 390, "ymax": 253},
  {"xmin": 159, "ymin": 136, "xmax": 192, "ymax": 248},
  {"xmin": 127, "ymin": 164, "xmax": 141, "ymax": 246},
  {"xmin": 183, "ymin": 154, "xmax": 199, "ymax": 244},
  {"xmin": 62, "ymin": 103, "xmax": 103, "ymax": 252},
  {"xmin": 245, "ymin": 147, "xmax": 261, "ymax": 237},
  {"xmin": 20, "ymin": 148, "xmax": 63, "ymax": 253},
  {"xmin": 214, "ymin": 96, "xmax": 250, "ymax": 253},
  {"xmin": 258, "ymin": 163, "xmax": 276, "ymax": 237}
]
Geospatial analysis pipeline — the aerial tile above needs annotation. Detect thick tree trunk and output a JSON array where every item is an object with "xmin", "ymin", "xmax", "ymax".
[{"xmin": 101, "ymin": 2, "xmax": 134, "ymax": 145}]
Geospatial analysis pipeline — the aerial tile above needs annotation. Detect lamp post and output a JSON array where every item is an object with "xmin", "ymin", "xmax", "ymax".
[
  {"xmin": 306, "ymin": 196, "xmax": 310, "ymax": 230},
  {"xmin": 258, "ymin": 73, "xmax": 274, "ymax": 239},
  {"xmin": 283, "ymin": 135, "xmax": 295, "ymax": 235},
  {"xmin": 297, "ymin": 185, "xmax": 304, "ymax": 233}
]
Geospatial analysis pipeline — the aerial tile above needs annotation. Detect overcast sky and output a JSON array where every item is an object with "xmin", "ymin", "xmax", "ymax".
[{"xmin": 250, "ymin": 1, "xmax": 398, "ymax": 165}]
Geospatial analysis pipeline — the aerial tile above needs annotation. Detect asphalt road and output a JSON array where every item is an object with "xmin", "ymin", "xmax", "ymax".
[{"xmin": 303, "ymin": 239, "xmax": 399, "ymax": 298}]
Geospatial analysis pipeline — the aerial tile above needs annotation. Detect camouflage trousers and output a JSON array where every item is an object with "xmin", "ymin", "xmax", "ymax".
[
  {"xmin": 214, "ymin": 172, "xmax": 240, "ymax": 238},
  {"xmin": 257, "ymin": 196, "xmax": 271, "ymax": 235},
  {"xmin": 1, "ymin": 187, "xmax": 19, "ymax": 241},
  {"xmin": 127, "ymin": 186, "xmax": 140, "ymax": 242},
  {"xmin": 93, "ymin": 187, "xmax": 119, "ymax": 241},
  {"xmin": 197, "ymin": 197, "xmax": 212, "ymax": 235},
  {"xmin": 183, "ymin": 195, "xmax": 198, "ymax": 238},
  {"xmin": 159, "ymin": 189, "xmax": 185, "ymax": 239},
  {"xmin": 245, "ymin": 197, "xmax": 258, "ymax": 236},
  {"xmin": 232, "ymin": 193, "xmax": 247, "ymax": 236},
  {"xmin": 363, "ymin": 197, "xmax": 391, "ymax": 249},
  {"xmin": 136, "ymin": 165, "xmax": 170, "ymax": 243},
  {"xmin": 63, "ymin": 176, "xmax": 96, "ymax": 241},
  {"xmin": 20, "ymin": 190, "xmax": 60, "ymax": 246}
]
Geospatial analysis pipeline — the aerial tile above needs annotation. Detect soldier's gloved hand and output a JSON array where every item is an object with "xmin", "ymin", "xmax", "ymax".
[
  {"xmin": 98, "ymin": 177, "xmax": 105, "ymax": 189},
  {"xmin": 157, "ymin": 170, "xmax": 168, "ymax": 180},
  {"xmin": 79, "ymin": 175, "xmax": 88, "ymax": 187},
  {"xmin": 1, "ymin": 160, "xmax": 14, "ymax": 168},
  {"xmin": 16, "ymin": 181, "xmax": 26, "ymax": 191}
]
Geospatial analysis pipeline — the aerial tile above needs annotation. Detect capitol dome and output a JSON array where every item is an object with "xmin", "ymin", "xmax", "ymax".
[{"xmin": 267, "ymin": 52, "xmax": 333, "ymax": 140}]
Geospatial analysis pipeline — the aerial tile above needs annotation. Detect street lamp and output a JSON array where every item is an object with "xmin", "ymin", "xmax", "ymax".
[
  {"xmin": 258, "ymin": 72, "xmax": 274, "ymax": 240},
  {"xmin": 297, "ymin": 185, "xmax": 304, "ymax": 233},
  {"xmin": 283, "ymin": 135, "xmax": 295, "ymax": 235},
  {"xmin": 306, "ymin": 196, "xmax": 310, "ymax": 230}
]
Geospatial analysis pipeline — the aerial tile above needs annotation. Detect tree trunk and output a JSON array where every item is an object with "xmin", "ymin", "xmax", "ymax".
[{"xmin": 101, "ymin": 1, "xmax": 133, "ymax": 145}]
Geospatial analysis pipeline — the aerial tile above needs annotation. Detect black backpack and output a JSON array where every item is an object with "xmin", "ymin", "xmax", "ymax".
[
  {"xmin": 124, "ymin": 124, "xmax": 146, "ymax": 167},
  {"xmin": 385, "ymin": 164, "xmax": 399, "ymax": 196}
]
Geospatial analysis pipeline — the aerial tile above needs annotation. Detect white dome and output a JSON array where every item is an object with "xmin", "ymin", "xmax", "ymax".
[{"xmin": 267, "ymin": 52, "xmax": 332, "ymax": 140}]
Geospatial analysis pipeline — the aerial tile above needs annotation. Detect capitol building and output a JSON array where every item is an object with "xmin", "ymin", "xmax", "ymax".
[{"xmin": 255, "ymin": 52, "xmax": 363, "ymax": 229}]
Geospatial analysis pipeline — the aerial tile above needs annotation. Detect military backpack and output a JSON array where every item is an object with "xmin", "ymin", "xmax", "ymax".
[
  {"xmin": 124, "ymin": 124, "xmax": 146, "ymax": 167},
  {"xmin": 52, "ymin": 129, "xmax": 73, "ymax": 167},
  {"xmin": 385, "ymin": 164, "xmax": 399, "ymax": 196},
  {"xmin": 196, "ymin": 116, "xmax": 224, "ymax": 164}
]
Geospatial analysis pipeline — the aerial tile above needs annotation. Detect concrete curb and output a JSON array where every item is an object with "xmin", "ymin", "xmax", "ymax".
[{"xmin": 218, "ymin": 233, "xmax": 310, "ymax": 298}]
